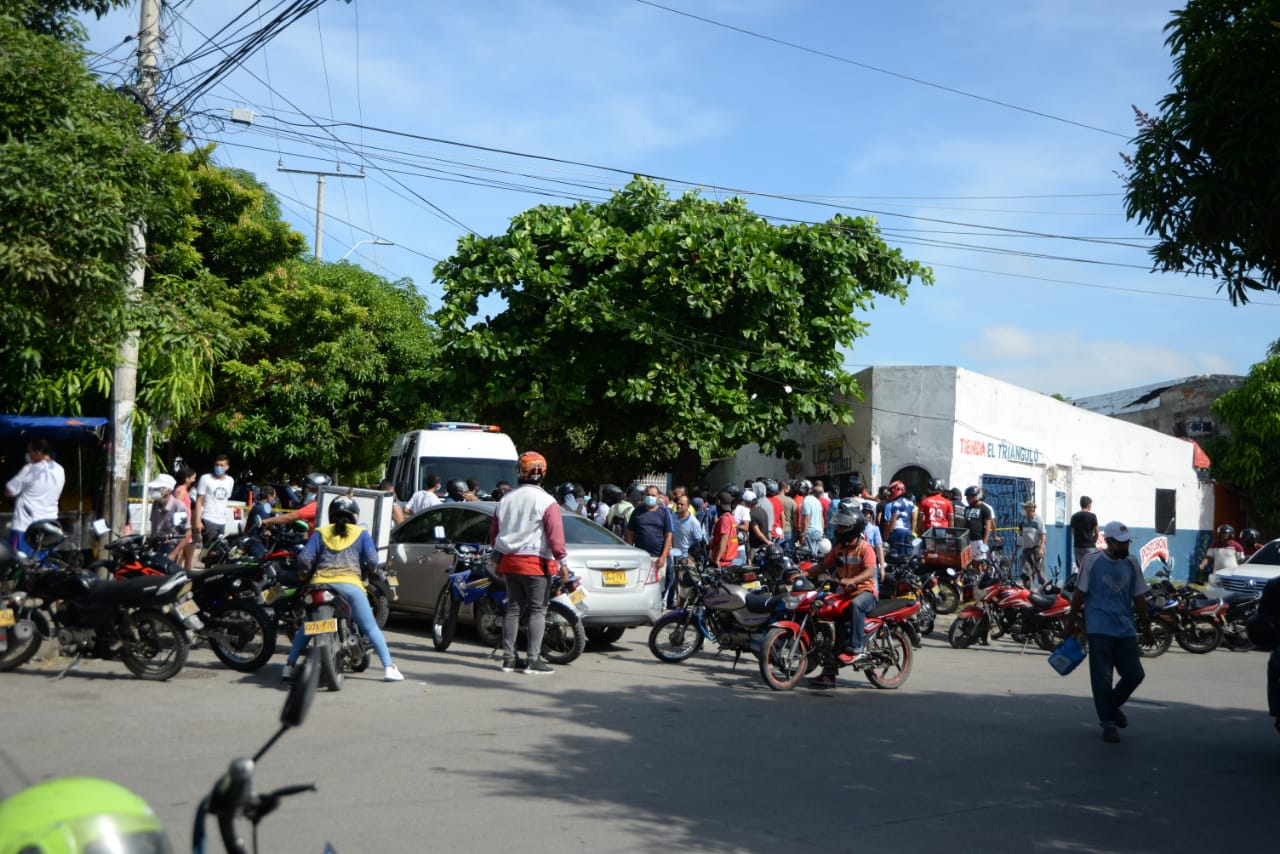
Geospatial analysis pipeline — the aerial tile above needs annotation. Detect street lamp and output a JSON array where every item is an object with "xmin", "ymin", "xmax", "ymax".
[{"xmin": 340, "ymin": 238, "xmax": 394, "ymax": 261}]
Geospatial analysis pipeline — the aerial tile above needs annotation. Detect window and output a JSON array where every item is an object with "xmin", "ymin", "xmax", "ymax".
[
  {"xmin": 563, "ymin": 514, "xmax": 626, "ymax": 546},
  {"xmin": 391, "ymin": 506, "xmax": 451, "ymax": 544},
  {"xmin": 452, "ymin": 508, "xmax": 494, "ymax": 544},
  {"xmin": 1155, "ymin": 489, "xmax": 1176, "ymax": 535}
]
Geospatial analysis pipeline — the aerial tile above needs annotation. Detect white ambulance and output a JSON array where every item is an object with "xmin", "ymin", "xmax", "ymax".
[{"xmin": 385, "ymin": 423, "xmax": 519, "ymax": 501}]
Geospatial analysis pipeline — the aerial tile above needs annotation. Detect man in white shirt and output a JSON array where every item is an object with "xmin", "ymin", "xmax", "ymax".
[
  {"xmin": 404, "ymin": 473, "xmax": 443, "ymax": 517},
  {"xmin": 5, "ymin": 437, "xmax": 65, "ymax": 557},
  {"xmin": 193, "ymin": 453, "xmax": 236, "ymax": 547}
]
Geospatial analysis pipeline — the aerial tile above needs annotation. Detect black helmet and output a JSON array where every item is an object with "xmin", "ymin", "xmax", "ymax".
[
  {"xmin": 1241, "ymin": 528, "xmax": 1260, "ymax": 548},
  {"xmin": 715, "ymin": 490, "xmax": 735, "ymax": 511},
  {"xmin": 601, "ymin": 483, "xmax": 623, "ymax": 504},
  {"xmin": 950, "ymin": 487, "xmax": 963, "ymax": 501},
  {"xmin": 626, "ymin": 483, "xmax": 644, "ymax": 504},
  {"xmin": 720, "ymin": 482, "xmax": 743, "ymax": 501},
  {"xmin": 24, "ymin": 519, "xmax": 66, "ymax": 553},
  {"xmin": 555, "ymin": 482, "xmax": 576, "ymax": 502},
  {"xmin": 1216, "ymin": 524, "xmax": 1235, "ymax": 539},
  {"xmin": 928, "ymin": 478, "xmax": 946, "ymax": 494},
  {"xmin": 877, "ymin": 485, "xmax": 892, "ymax": 501},
  {"xmin": 795, "ymin": 479, "xmax": 812, "ymax": 495},
  {"xmin": 303, "ymin": 472, "xmax": 331, "ymax": 490},
  {"xmin": 329, "ymin": 496, "xmax": 359, "ymax": 524},
  {"xmin": 964, "ymin": 485, "xmax": 983, "ymax": 500},
  {"xmin": 762, "ymin": 478, "xmax": 778, "ymax": 496},
  {"xmin": 446, "ymin": 479, "xmax": 468, "ymax": 501}
]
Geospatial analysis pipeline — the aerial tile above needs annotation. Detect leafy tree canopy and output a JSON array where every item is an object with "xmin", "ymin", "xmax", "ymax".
[
  {"xmin": 1122, "ymin": 0, "xmax": 1280, "ymax": 304},
  {"xmin": 0, "ymin": 0, "xmax": 127, "ymax": 41},
  {"xmin": 1206, "ymin": 340, "xmax": 1280, "ymax": 530},
  {"xmin": 183, "ymin": 259, "xmax": 438, "ymax": 480},
  {"xmin": 432, "ymin": 177, "xmax": 932, "ymax": 486}
]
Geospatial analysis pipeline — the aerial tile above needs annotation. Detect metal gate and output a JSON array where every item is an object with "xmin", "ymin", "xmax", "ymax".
[{"xmin": 981, "ymin": 475, "xmax": 1035, "ymax": 541}]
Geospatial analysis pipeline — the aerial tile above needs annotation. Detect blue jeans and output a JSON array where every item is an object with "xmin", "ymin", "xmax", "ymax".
[
  {"xmin": 849, "ymin": 590, "xmax": 876, "ymax": 652},
  {"xmin": 288, "ymin": 582, "xmax": 392, "ymax": 668},
  {"xmin": 1086, "ymin": 633, "xmax": 1145, "ymax": 727},
  {"xmin": 804, "ymin": 531, "xmax": 823, "ymax": 555}
]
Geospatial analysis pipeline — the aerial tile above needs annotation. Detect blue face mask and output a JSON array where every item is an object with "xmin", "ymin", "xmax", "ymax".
[
  {"xmin": 644, "ymin": 495, "xmax": 659, "ymax": 508},
  {"xmin": 213, "ymin": 466, "xmax": 226, "ymax": 476}
]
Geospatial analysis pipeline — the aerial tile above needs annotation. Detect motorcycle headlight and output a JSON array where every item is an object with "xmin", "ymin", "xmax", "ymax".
[{"xmin": 782, "ymin": 593, "xmax": 800, "ymax": 610}]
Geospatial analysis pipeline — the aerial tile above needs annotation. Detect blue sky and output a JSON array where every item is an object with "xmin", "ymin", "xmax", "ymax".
[{"xmin": 83, "ymin": 1, "xmax": 1280, "ymax": 399}]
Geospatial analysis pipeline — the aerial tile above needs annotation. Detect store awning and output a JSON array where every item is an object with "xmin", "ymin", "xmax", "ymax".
[
  {"xmin": 1181, "ymin": 437, "xmax": 1211, "ymax": 469},
  {"xmin": 0, "ymin": 415, "xmax": 108, "ymax": 443}
]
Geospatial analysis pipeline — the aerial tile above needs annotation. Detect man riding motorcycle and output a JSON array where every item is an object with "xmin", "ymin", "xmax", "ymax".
[{"xmin": 807, "ymin": 501, "xmax": 878, "ymax": 688}]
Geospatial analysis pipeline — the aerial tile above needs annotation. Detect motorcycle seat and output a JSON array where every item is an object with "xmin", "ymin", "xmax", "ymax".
[
  {"xmin": 1187, "ymin": 596, "xmax": 1219, "ymax": 610},
  {"xmin": 87, "ymin": 573, "xmax": 187, "ymax": 604},
  {"xmin": 744, "ymin": 590, "xmax": 775, "ymax": 613},
  {"xmin": 869, "ymin": 598, "xmax": 915, "ymax": 618},
  {"xmin": 1029, "ymin": 593, "xmax": 1060, "ymax": 610}
]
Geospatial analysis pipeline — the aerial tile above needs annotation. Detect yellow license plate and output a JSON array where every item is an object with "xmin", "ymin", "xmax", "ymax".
[
  {"xmin": 176, "ymin": 599, "xmax": 199, "ymax": 618},
  {"xmin": 387, "ymin": 576, "xmax": 399, "ymax": 587},
  {"xmin": 304, "ymin": 618, "xmax": 338, "ymax": 635},
  {"xmin": 602, "ymin": 570, "xmax": 627, "ymax": 587},
  {"xmin": 569, "ymin": 588, "xmax": 586, "ymax": 604},
  {"xmin": 0, "ymin": 610, "xmax": 14, "ymax": 627},
  {"xmin": 743, "ymin": 580, "xmax": 762, "ymax": 590},
  {"xmin": 261, "ymin": 586, "xmax": 280, "ymax": 604}
]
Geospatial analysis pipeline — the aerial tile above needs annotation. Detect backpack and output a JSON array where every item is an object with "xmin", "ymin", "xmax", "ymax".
[{"xmin": 1245, "ymin": 576, "xmax": 1280, "ymax": 651}]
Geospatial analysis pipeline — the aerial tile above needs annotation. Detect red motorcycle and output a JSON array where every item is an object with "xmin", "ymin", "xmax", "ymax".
[
  {"xmin": 758, "ymin": 580, "xmax": 918, "ymax": 691},
  {"xmin": 948, "ymin": 572, "xmax": 1071, "ymax": 651}
]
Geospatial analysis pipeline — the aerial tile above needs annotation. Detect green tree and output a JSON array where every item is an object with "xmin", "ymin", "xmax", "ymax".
[
  {"xmin": 1122, "ymin": 0, "xmax": 1280, "ymax": 304},
  {"xmin": 181, "ymin": 259, "xmax": 438, "ymax": 480},
  {"xmin": 0, "ymin": 13, "xmax": 193, "ymax": 415},
  {"xmin": 432, "ymin": 177, "xmax": 932, "ymax": 486},
  {"xmin": 1206, "ymin": 341, "xmax": 1280, "ymax": 530},
  {"xmin": 0, "ymin": 0, "xmax": 126, "ymax": 41}
]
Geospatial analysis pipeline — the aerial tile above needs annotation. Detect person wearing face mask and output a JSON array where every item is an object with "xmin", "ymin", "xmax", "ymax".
[
  {"xmin": 4, "ymin": 437, "xmax": 65, "ymax": 558},
  {"xmin": 627, "ymin": 484, "xmax": 673, "ymax": 588},
  {"xmin": 1063, "ymin": 521, "xmax": 1153, "ymax": 744},
  {"xmin": 193, "ymin": 453, "xmax": 236, "ymax": 549},
  {"xmin": 147, "ymin": 473, "xmax": 184, "ymax": 539}
]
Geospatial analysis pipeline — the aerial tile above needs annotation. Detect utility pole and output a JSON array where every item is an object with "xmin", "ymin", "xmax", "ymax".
[
  {"xmin": 107, "ymin": 0, "xmax": 162, "ymax": 535},
  {"xmin": 278, "ymin": 167, "xmax": 364, "ymax": 258}
]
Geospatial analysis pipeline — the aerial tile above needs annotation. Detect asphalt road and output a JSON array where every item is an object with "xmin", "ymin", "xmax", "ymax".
[{"xmin": 1, "ymin": 616, "xmax": 1275, "ymax": 853}]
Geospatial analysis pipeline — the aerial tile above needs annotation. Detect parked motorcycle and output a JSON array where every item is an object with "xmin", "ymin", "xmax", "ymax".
[
  {"xmin": 0, "ymin": 521, "xmax": 203, "ymax": 680},
  {"xmin": 1144, "ymin": 567, "xmax": 1224, "ymax": 656},
  {"xmin": 647, "ymin": 562, "xmax": 795, "ymax": 667},
  {"xmin": 758, "ymin": 580, "xmax": 919, "ymax": 691},
  {"xmin": 948, "ymin": 572, "xmax": 1071, "ymax": 652},
  {"xmin": 433, "ymin": 544, "xmax": 587, "ymax": 664},
  {"xmin": 880, "ymin": 556, "xmax": 935, "ymax": 644}
]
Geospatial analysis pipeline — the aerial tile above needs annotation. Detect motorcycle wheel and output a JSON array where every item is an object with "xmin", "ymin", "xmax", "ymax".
[
  {"xmin": 120, "ymin": 610, "xmax": 189, "ymax": 681},
  {"xmin": 988, "ymin": 616, "xmax": 1005, "ymax": 641},
  {"xmin": 432, "ymin": 588, "xmax": 459, "ymax": 651},
  {"xmin": 1175, "ymin": 619, "xmax": 1222, "ymax": 654},
  {"xmin": 647, "ymin": 611, "xmax": 704, "ymax": 663},
  {"xmin": 0, "ymin": 621, "xmax": 43, "ymax": 673},
  {"xmin": 935, "ymin": 583, "xmax": 960, "ymax": 616},
  {"xmin": 541, "ymin": 604, "xmax": 586, "ymax": 665},
  {"xmin": 317, "ymin": 634, "xmax": 343, "ymax": 692},
  {"xmin": 586, "ymin": 626, "xmax": 626, "ymax": 645},
  {"xmin": 207, "ymin": 601, "xmax": 276, "ymax": 672},
  {"xmin": 367, "ymin": 583, "xmax": 390, "ymax": 629},
  {"xmin": 473, "ymin": 597, "xmax": 504, "ymax": 648},
  {"xmin": 916, "ymin": 601, "xmax": 935, "ymax": 638},
  {"xmin": 947, "ymin": 616, "xmax": 980, "ymax": 649},
  {"xmin": 865, "ymin": 627, "xmax": 913, "ymax": 689},
  {"xmin": 350, "ymin": 644, "xmax": 371, "ymax": 673},
  {"xmin": 1138, "ymin": 622, "xmax": 1172, "ymax": 658},
  {"xmin": 759, "ymin": 627, "xmax": 809, "ymax": 691}
]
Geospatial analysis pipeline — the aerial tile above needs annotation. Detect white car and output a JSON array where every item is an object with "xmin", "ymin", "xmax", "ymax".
[{"xmin": 1207, "ymin": 538, "xmax": 1280, "ymax": 597}]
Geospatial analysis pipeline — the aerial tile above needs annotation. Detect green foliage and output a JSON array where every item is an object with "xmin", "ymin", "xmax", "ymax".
[
  {"xmin": 1122, "ymin": 1, "xmax": 1280, "ymax": 304},
  {"xmin": 432, "ymin": 177, "xmax": 931, "ymax": 485},
  {"xmin": 0, "ymin": 17, "xmax": 193, "ymax": 414},
  {"xmin": 183, "ymin": 259, "xmax": 438, "ymax": 480},
  {"xmin": 0, "ymin": 1, "xmax": 127, "ymax": 41},
  {"xmin": 1206, "ymin": 350, "xmax": 1280, "ymax": 529}
]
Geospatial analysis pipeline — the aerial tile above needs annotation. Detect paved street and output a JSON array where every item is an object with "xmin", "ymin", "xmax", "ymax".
[{"xmin": 1, "ymin": 617, "xmax": 1275, "ymax": 853}]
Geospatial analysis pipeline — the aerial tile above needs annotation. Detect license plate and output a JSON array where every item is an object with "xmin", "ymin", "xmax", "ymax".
[
  {"xmin": 304, "ymin": 618, "xmax": 338, "ymax": 635},
  {"xmin": 569, "ymin": 588, "xmax": 586, "ymax": 605},
  {"xmin": 742, "ymin": 580, "xmax": 762, "ymax": 590},
  {"xmin": 602, "ymin": 570, "xmax": 627, "ymax": 587},
  {"xmin": 176, "ymin": 599, "xmax": 199, "ymax": 618},
  {"xmin": 261, "ymin": 586, "xmax": 280, "ymax": 604},
  {"xmin": 0, "ymin": 609, "xmax": 13, "ymax": 627},
  {"xmin": 387, "ymin": 576, "xmax": 399, "ymax": 587}
]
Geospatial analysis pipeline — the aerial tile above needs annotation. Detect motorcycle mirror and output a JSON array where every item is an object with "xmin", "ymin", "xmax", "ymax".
[
  {"xmin": 91, "ymin": 518, "xmax": 110, "ymax": 539},
  {"xmin": 280, "ymin": 655, "xmax": 319, "ymax": 729}
]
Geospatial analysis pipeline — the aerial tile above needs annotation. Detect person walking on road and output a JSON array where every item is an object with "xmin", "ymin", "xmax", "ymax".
[
  {"xmin": 4, "ymin": 437, "xmax": 65, "ymax": 557},
  {"xmin": 1017, "ymin": 500, "xmax": 1047, "ymax": 585},
  {"xmin": 488, "ymin": 451, "xmax": 568, "ymax": 675},
  {"xmin": 193, "ymin": 453, "xmax": 236, "ymax": 549},
  {"xmin": 1063, "ymin": 521, "xmax": 1153, "ymax": 743}
]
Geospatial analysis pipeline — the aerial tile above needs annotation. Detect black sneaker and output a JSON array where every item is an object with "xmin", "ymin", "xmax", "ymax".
[
  {"xmin": 1114, "ymin": 708, "xmax": 1128, "ymax": 729},
  {"xmin": 524, "ymin": 659, "xmax": 554, "ymax": 675},
  {"xmin": 1102, "ymin": 726, "xmax": 1120, "ymax": 743},
  {"xmin": 500, "ymin": 657, "xmax": 518, "ymax": 673}
]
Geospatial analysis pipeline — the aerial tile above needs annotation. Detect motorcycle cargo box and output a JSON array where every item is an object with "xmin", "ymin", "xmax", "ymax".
[{"xmin": 921, "ymin": 528, "xmax": 969, "ymax": 567}]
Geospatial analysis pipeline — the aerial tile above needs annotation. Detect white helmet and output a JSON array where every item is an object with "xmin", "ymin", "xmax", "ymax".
[{"xmin": 816, "ymin": 537, "xmax": 832, "ymax": 558}]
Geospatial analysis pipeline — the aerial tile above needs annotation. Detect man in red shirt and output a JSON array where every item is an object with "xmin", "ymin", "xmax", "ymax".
[
  {"xmin": 710, "ymin": 491, "xmax": 740, "ymax": 567},
  {"xmin": 808, "ymin": 501, "xmax": 878, "ymax": 688},
  {"xmin": 917, "ymin": 478, "xmax": 954, "ymax": 533},
  {"xmin": 488, "ymin": 451, "xmax": 569, "ymax": 675}
]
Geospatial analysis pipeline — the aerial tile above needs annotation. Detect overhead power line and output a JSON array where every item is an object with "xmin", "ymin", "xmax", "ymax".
[{"xmin": 633, "ymin": 0, "xmax": 1129, "ymax": 139}]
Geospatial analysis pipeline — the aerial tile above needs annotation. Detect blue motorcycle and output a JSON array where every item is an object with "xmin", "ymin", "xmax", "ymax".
[{"xmin": 431, "ymin": 543, "xmax": 587, "ymax": 664}]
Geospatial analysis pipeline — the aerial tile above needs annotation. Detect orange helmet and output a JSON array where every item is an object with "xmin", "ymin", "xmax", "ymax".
[
  {"xmin": 517, "ymin": 451, "xmax": 547, "ymax": 483},
  {"xmin": 889, "ymin": 480, "xmax": 906, "ymax": 500}
]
